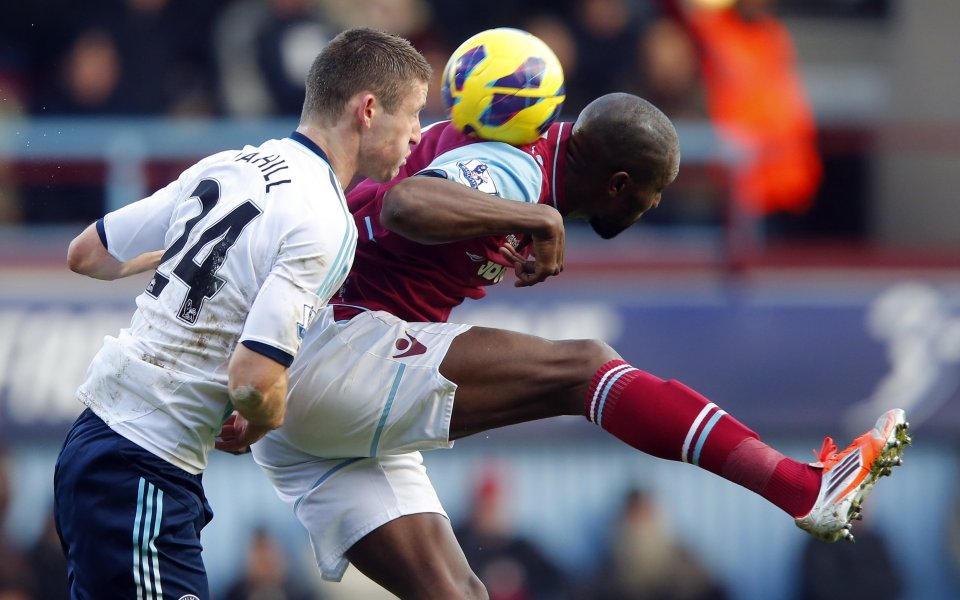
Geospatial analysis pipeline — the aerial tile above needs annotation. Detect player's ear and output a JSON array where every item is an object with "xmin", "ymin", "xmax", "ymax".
[
  {"xmin": 608, "ymin": 171, "xmax": 630, "ymax": 197},
  {"xmin": 355, "ymin": 93, "xmax": 377, "ymax": 128}
]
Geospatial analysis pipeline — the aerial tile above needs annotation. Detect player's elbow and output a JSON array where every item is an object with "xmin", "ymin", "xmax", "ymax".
[
  {"xmin": 380, "ymin": 186, "xmax": 412, "ymax": 232},
  {"xmin": 67, "ymin": 224, "xmax": 120, "ymax": 279},
  {"xmin": 227, "ymin": 345, "xmax": 289, "ymax": 430},
  {"xmin": 66, "ymin": 239, "xmax": 86, "ymax": 274},
  {"xmin": 382, "ymin": 180, "xmax": 433, "ymax": 232},
  {"xmin": 66, "ymin": 235, "xmax": 99, "ymax": 277},
  {"xmin": 227, "ymin": 379, "xmax": 286, "ymax": 430}
]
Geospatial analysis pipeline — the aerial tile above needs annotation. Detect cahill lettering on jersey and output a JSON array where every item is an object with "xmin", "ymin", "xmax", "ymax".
[
  {"xmin": 334, "ymin": 120, "xmax": 570, "ymax": 323},
  {"xmin": 235, "ymin": 151, "xmax": 293, "ymax": 192}
]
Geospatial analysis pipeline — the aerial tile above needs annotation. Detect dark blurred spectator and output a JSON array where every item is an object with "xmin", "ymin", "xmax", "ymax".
[
  {"xmin": 18, "ymin": 26, "xmax": 112, "ymax": 223},
  {"xmin": 525, "ymin": 13, "xmax": 578, "ymax": 75},
  {"xmin": 455, "ymin": 464, "xmax": 567, "ymax": 600},
  {"xmin": 0, "ymin": 71, "xmax": 26, "ymax": 224},
  {"xmin": 215, "ymin": 0, "xmax": 331, "ymax": 118},
  {"xmin": 24, "ymin": 513, "xmax": 68, "ymax": 600},
  {"xmin": 222, "ymin": 526, "xmax": 313, "ymax": 600},
  {"xmin": 0, "ymin": 4, "xmax": 32, "ymax": 113},
  {"xmin": 22, "ymin": 0, "xmax": 220, "ymax": 224},
  {"xmin": 562, "ymin": 0, "xmax": 658, "ymax": 113},
  {"xmin": 635, "ymin": 13, "xmax": 722, "ymax": 227},
  {"xmin": 424, "ymin": 0, "xmax": 559, "ymax": 54},
  {"xmin": 217, "ymin": 0, "xmax": 448, "ymax": 119},
  {"xmin": 322, "ymin": 0, "xmax": 449, "ymax": 117},
  {"xmin": 0, "ymin": 447, "xmax": 34, "ymax": 598},
  {"xmin": 666, "ymin": 0, "xmax": 822, "ymax": 219},
  {"xmin": 639, "ymin": 17, "xmax": 705, "ymax": 120},
  {"xmin": 214, "ymin": 0, "xmax": 277, "ymax": 117},
  {"xmin": 32, "ymin": 0, "xmax": 219, "ymax": 117},
  {"xmin": 0, "ymin": 5, "xmax": 32, "ymax": 78},
  {"xmin": 582, "ymin": 489, "xmax": 728, "ymax": 600},
  {"xmin": 795, "ymin": 510, "xmax": 902, "ymax": 600},
  {"xmin": 255, "ymin": 0, "xmax": 334, "ymax": 117},
  {"xmin": 34, "ymin": 27, "xmax": 122, "ymax": 116},
  {"xmin": 321, "ymin": 0, "xmax": 431, "ymax": 36}
]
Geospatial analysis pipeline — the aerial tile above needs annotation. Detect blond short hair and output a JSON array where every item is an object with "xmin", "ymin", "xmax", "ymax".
[{"xmin": 301, "ymin": 27, "xmax": 432, "ymax": 123}]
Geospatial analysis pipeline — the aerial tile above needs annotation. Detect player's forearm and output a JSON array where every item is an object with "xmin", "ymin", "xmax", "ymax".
[
  {"xmin": 111, "ymin": 251, "xmax": 163, "ymax": 279},
  {"xmin": 382, "ymin": 177, "xmax": 562, "ymax": 243},
  {"xmin": 227, "ymin": 344, "xmax": 289, "ymax": 430},
  {"xmin": 228, "ymin": 378, "xmax": 287, "ymax": 430},
  {"xmin": 70, "ymin": 250, "xmax": 162, "ymax": 281},
  {"xmin": 67, "ymin": 223, "xmax": 162, "ymax": 280}
]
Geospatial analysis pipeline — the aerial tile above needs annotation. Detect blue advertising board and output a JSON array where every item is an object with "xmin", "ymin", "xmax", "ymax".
[{"xmin": 1, "ymin": 269, "xmax": 958, "ymax": 439}]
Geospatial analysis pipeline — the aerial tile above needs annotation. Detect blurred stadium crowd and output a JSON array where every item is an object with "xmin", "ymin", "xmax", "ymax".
[{"xmin": 0, "ymin": 0, "xmax": 896, "ymax": 240}]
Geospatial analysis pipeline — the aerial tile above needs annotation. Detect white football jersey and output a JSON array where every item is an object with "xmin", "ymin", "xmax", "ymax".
[{"xmin": 77, "ymin": 133, "xmax": 357, "ymax": 473}]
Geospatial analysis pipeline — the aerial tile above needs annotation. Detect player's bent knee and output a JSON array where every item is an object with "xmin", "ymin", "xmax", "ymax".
[
  {"xmin": 540, "ymin": 339, "xmax": 620, "ymax": 416},
  {"xmin": 556, "ymin": 338, "xmax": 620, "ymax": 376},
  {"xmin": 586, "ymin": 338, "xmax": 620, "ymax": 365}
]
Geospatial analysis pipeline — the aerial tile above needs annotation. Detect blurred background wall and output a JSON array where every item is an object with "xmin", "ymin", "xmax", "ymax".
[{"xmin": 1, "ymin": 1, "xmax": 959, "ymax": 599}]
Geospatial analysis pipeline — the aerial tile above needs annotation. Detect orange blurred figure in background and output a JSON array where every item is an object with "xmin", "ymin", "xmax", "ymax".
[{"xmin": 670, "ymin": 0, "xmax": 823, "ymax": 216}]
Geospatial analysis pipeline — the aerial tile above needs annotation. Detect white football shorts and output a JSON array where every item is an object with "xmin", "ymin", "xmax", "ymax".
[
  {"xmin": 251, "ymin": 305, "xmax": 471, "ymax": 580},
  {"xmin": 253, "ymin": 449, "xmax": 446, "ymax": 581}
]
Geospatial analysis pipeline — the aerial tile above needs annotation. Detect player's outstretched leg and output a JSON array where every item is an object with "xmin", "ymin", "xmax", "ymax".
[
  {"xmin": 448, "ymin": 332, "xmax": 819, "ymax": 517},
  {"xmin": 443, "ymin": 329, "xmax": 909, "ymax": 542},
  {"xmin": 582, "ymin": 359, "xmax": 910, "ymax": 542},
  {"xmin": 448, "ymin": 333, "xmax": 823, "ymax": 517},
  {"xmin": 795, "ymin": 408, "xmax": 910, "ymax": 542},
  {"xmin": 582, "ymin": 359, "xmax": 823, "ymax": 517}
]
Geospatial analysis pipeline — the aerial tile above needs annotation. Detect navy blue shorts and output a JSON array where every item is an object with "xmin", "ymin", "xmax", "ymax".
[{"xmin": 54, "ymin": 409, "xmax": 214, "ymax": 600}]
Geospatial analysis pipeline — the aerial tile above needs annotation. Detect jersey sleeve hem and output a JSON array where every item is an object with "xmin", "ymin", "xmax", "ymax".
[
  {"xmin": 241, "ymin": 340, "xmax": 294, "ymax": 367},
  {"xmin": 96, "ymin": 218, "xmax": 108, "ymax": 249},
  {"xmin": 415, "ymin": 170, "xmax": 449, "ymax": 179}
]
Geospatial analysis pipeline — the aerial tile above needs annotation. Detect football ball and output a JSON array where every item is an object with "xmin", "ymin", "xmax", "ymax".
[{"xmin": 441, "ymin": 28, "xmax": 566, "ymax": 145}]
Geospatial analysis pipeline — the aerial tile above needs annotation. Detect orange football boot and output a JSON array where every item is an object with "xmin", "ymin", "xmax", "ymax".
[{"xmin": 795, "ymin": 409, "xmax": 910, "ymax": 542}]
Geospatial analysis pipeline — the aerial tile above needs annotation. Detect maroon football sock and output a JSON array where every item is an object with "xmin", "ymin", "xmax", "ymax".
[{"xmin": 584, "ymin": 360, "xmax": 820, "ymax": 516}]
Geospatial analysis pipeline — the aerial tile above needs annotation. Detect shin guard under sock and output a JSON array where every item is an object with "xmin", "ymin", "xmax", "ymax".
[{"xmin": 585, "ymin": 360, "xmax": 820, "ymax": 515}]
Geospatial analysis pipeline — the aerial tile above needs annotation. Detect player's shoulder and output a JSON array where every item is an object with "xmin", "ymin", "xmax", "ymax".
[
  {"xmin": 195, "ymin": 137, "xmax": 341, "ymax": 206},
  {"xmin": 430, "ymin": 137, "xmax": 538, "ymax": 174},
  {"xmin": 527, "ymin": 121, "xmax": 569, "ymax": 156},
  {"xmin": 201, "ymin": 136, "xmax": 326, "ymax": 174},
  {"xmin": 428, "ymin": 120, "xmax": 568, "ymax": 173},
  {"xmin": 179, "ymin": 148, "xmax": 243, "ymax": 181}
]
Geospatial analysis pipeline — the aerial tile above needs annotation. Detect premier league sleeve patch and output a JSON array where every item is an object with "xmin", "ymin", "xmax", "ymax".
[{"xmin": 455, "ymin": 160, "xmax": 499, "ymax": 195}]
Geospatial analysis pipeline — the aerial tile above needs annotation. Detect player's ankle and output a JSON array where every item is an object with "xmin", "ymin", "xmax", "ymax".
[{"xmin": 761, "ymin": 459, "xmax": 821, "ymax": 517}]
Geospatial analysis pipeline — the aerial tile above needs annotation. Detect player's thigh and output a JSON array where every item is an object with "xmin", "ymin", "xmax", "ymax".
[
  {"xmin": 280, "ymin": 307, "xmax": 470, "ymax": 457},
  {"xmin": 347, "ymin": 513, "xmax": 485, "ymax": 600},
  {"xmin": 55, "ymin": 410, "xmax": 212, "ymax": 600},
  {"xmin": 257, "ymin": 450, "xmax": 450, "ymax": 583},
  {"xmin": 441, "ymin": 326, "xmax": 620, "ymax": 436}
]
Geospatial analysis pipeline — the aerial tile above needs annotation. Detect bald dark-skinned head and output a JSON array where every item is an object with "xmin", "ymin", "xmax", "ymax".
[{"xmin": 564, "ymin": 93, "xmax": 680, "ymax": 239}]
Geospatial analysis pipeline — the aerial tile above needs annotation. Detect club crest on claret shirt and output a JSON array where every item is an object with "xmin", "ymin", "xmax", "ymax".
[{"xmin": 455, "ymin": 160, "xmax": 498, "ymax": 195}]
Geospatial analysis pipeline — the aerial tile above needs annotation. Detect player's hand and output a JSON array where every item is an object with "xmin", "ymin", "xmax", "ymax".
[
  {"xmin": 215, "ymin": 411, "xmax": 270, "ymax": 455},
  {"xmin": 499, "ymin": 216, "xmax": 564, "ymax": 287}
]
